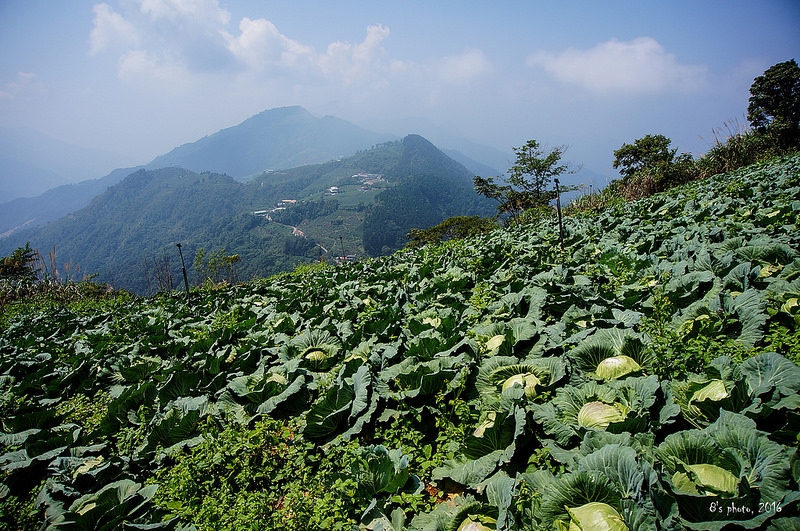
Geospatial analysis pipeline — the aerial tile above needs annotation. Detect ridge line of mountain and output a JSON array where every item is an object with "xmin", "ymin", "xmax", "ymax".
[
  {"xmin": 0, "ymin": 133, "xmax": 497, "ymax": 294},
  {"xmin": 1, "ymin": 106, "xmax": 505, "ymax": 238}
]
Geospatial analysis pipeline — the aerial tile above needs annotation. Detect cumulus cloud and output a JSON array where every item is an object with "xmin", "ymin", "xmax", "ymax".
[
  {"xmin": 86, "ymin": 2, "xmax": 495, "ymax": 120},
  {"xmin": 90, "ymin": 3, "xmax": 139, "ymax": 55},
  {"xmin": 89, "ymin": 2, "xmax": 396, "ymax": 86},
  {"xmin": 527, "ymin": 37, "xmax": 706, "ymax": 94},
  {"xmin": 316, "ymin": 24, "xmax": 391, "ymax": 84},
  {"xmin": 224, "ymin": 17, "xmax": 315, "ymax": 71}
]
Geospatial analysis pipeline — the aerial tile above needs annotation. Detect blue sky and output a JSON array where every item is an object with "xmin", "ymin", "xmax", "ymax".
[{"xmin": 1, "ymin": 0, "xmax": 798, "ymax": 182}]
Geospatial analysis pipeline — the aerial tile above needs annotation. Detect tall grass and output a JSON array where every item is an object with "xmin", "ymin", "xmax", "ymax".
[{"xmin": 0, "ymin": 245, "xmax": 116, "ymax": 312}]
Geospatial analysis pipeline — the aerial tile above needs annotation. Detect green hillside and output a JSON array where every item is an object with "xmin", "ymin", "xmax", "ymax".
[
  {"xmin": 1, "ymin": 154, "xmax": 799, "ymax": 530},
  {"xmin": 0, "ymin": 106, "xmax": 400, "ymax": 237},
  {"xmin": 0, "ymin": 136, "xmax": 494, "ymax": 294},
  {"xmin": 0, "ymin": 166, "xmax": 144, "ymax": 239}
]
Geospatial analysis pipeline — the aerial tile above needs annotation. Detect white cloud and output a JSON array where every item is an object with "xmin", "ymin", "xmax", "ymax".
[
  {"xmin": 137, "ymin": 0, "xmax": 230, "ymax": 25},
  {"xmin": 527, "ymin": 37, "xmax": 706, "ymax": 94},
  {"xmin": 351, "ymin": 24, "xmax": 390, "ymax": 64},
  {"xmin": 224, "ymin": 17, "xmax": 314, "ymax": 71},
  {"xmin": 90, "ymin": 3, "xmax": 139, "ymax": 55},
  {"xmin": 437, "ymin": 49, "xmax": 493, "ymax": 84},
  {"xmin": 89, "ymin": 3, "xmax": 397, "ymax": 87},
  {"xmin": 317, "ymin": 24, "xmax": 390, "ymax": 84},
  {"xmin": 85, "ymin": 4, "xmax": 498, "ymax": 124}
]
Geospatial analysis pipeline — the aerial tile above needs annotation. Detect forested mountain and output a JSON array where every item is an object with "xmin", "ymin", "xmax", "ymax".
[
  {"xmin": 146, "ymin": 106, "xmax": 397, "ymax": 178},
  {"xmin": 0, "ymin": 135, "xmax": 494, "ymax": 293},
  {"xmin": 0, "ymin": 106, "xmax": 506, "ymax": 239},
  {"xmin": 0, "ymin": 166, "xmax": 142, "ymax": 239},
  {"xmin": 363, "ymin": 134, "xmax": 494, "ymax": 254},
  {"xmin": 0, "ymin": 107, "xmax": 396, "ymax": 236}
]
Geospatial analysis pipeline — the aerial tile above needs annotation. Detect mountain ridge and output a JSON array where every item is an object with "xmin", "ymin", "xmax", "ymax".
[
  {"xmin": 0, "ymin": 134, "xmax": 495, "ymax": 293},
  {"xmin": 0, "ymin": 126, "xmax": 136, "ymax": 201},
  {"xmin": 145, "ymin": 106, "xmax": 398, "ymax": 178},
  {"xmin": 1, "ymin": 106, "xmax": 505, "ymax": 237}
]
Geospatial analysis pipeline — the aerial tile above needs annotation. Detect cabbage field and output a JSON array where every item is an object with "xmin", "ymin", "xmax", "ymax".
[{"xmin": 2, "ymin": 155, "xmax": 800, "ymax": 530}]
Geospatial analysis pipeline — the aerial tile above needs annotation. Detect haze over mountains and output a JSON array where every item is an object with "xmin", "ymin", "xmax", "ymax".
[
  {"xmin": 0, "ymin": 123, "xmax": 496, "ymax": 293},
  {"xmin": 146, "ymin": 106, "xmax": 397, "ymax": 178},
  {"xmin": 0, "ymin": 106, "xmax": 507, "ymax": 238},
  {"xmin": 0, "ymin": 126, "xmax": 137, "ymax": 201}
]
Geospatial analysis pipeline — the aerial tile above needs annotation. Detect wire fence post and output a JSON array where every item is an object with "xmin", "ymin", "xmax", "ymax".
[
  {"xmin": 554, "ymin": 178, "xmax": 564, "ymax": 252},
  {"xmin": 176, "ymin": 243, "xmax": 190, "ymax": 302}
]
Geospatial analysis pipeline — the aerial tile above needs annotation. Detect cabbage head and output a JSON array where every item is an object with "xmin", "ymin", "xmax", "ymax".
[
  {"xmin": 455, "ymin": 514, "xmax": 496, "ymax": 531},
  {"xmin": 568, "ymin": 329, "xmax": 649, "ymax": 381},
  {"xmin": 576, "ymin": 401, "xmax": 627, "ymax": 429},
  {"xmin": 671, "ymin": 462, "xmax": 738, "ymax": 497},
  {"xmin": 501, "ymin": 372, "xmax": 541, "ymax": 399},
  {"xmin": 289, "ymin": 328, "xmax": 341, "ymax": 370},
  {"xmin": 595, "ymin": 356, "xmax": 641, "ymax": 381},
  {"xmin": 564, "ymin": 502, "xmax": 628, "ymax": 531},
  {"xmin": 476, "ymin": 356, "xmax": 567, "ymax": 406}
]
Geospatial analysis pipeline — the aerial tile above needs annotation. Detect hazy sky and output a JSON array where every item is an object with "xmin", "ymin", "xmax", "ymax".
[{"xmin": 1, "ymin": 0, "xmax": 798, "ymax": 180}]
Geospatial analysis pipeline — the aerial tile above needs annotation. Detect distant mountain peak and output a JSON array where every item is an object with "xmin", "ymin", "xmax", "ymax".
[{"xmin": 146, "ymin": 106, "xmax": 395, "ymax": 178}]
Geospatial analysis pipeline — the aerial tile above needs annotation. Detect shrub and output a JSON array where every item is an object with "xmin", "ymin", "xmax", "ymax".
[{"xmin": 406, "ymin": 216, "xmax": 499, "ymax": 247}]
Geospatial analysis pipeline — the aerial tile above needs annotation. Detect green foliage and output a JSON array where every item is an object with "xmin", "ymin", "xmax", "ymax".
[
  {"xmin": 406, "ymin": 216, "xmax": 498, "ymax": 248},
  {"xmin": 0, "ymin": 243, "xmax": 38, "ymax": 281},
  {"xmin": 697, "ymin": 124, "xmax": 782, "ymax": 178},
  {"xmin": 507, "ymin": 140, "xmax": 572, "ymax": 198},
  {"xmin": 150, "ymin": 418, "xmax": 369, "ymax": 530},
  {"xmin": 610, "ymin": 134, "xmax": 696, "ymax": 199},
  {"xmin": 1, "ymin": 155, "xmax": 799, "ymax": 530},
  {"xmin": 193, "ymin": 247, "xmax": 241, "ymax": 286},
  {"xmin": 55, "ymin": 391, "xmax": 113, "ymax": 433},
  {"xmin": 508, "ymin": 204, "xmax": 557, "ymax": 227},
  {"xmin": 747, "ymin": 59, "xmax": 800, "ymax": 148},
  {"xmin": 0, "ymin": 244, "xmax": 124, "ymax": 315},
  {"xmin": 612, "ymin": 134, "xmax": 678, "ymax": 180},
  {"xmin": 474, "ymin": 139, "xmax": 574, "ymax": 222}
]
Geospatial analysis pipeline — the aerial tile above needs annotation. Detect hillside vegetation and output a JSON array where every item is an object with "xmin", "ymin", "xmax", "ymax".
[
  {"xmin": 1, "ymin": 152, "xmax": 799, "ymax": 530},
  {"xmin": 0, "ymin": 106, "xmax": 399, "ymax": 238},
  {"xmin": 0, "ymin": 135, "xmax": 493, "ymax": 294}
]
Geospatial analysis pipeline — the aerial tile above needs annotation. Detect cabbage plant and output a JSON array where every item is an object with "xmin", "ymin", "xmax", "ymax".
[
  {"xmin": 673, "ymin": 352, "xmax": 800, "ymax": 431},
  {"xmin": 475, "ymin": 355, "xmax": 567, "ymax": 405},
  {"xmin": 654, "ymin": 411, "xmax": 799, "ymax": 528},
  {"xmin": 531, "ymin": 376, "xmax": 663, "ymax": 446},
  {"xmin": 567, "ymin": 328, "xmax": 651, "ymax": 381}
]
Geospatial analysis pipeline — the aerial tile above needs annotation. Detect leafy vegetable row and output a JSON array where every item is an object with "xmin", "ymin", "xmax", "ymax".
[{"xmin": 1, "ymin": 155, "xmax": 799, "ymax": 529}]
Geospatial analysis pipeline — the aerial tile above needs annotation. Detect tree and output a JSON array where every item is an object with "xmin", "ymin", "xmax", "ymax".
[
  {"xmin": 747, "ymin": 59, "xmax": 800, "ymax": 147},
  {"xmin": 474, "ymin": 140, "xmax": 574, "ymax": 220},
  {"xmin": 194, "ymin": 247, "xmax": 241, "ymax": 286},
  {"xmin": 611, "ymin": 135, "xmax": 696, "ymax": 198},
  {"xmin": 612, "ymin": 134, "xmax": 677, "ymax": 179},
  {"xmin": 0, "ymin": 243, "xmax": 38, "ymax": 281}
]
